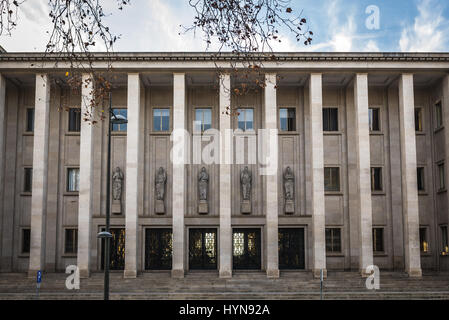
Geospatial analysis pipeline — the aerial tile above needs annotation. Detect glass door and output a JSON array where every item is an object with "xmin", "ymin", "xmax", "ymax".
[
  {"xmin": 189, "ymin": 228, "xmax": 217, "ymax": 270},
  {"xmin": 278, "ymin": 228, "xmax": 305, "ymax": 269},
  {"xmin": 232, "ymin": 228, "xmax": 261, "ymax": 270},
  {"xmin": 145, "ymin": 228, "xmax": 172, "ymax": 270},
  {"xmin": 101, "ymin": 228, "xmax": 125, "ymax": 270}
]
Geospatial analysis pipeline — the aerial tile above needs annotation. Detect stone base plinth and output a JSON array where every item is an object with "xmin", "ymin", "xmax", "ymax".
[
  {"xmin": 266, "ymin": 269, "xmax": 280, "ymax": 278},
  {"xmin": 219, "ymin": 269, "xmax": 232, "ymax": 279},
  {"xmin": 112, "ymin": 200, "xmax": 121, "ymax": 215},
  {"xmin": 124, "ymin": 269, "xmax": 137, "ymax": 279},
  {"xmin": 79, "ymin": 268, "xmax": 90, "ymax": 279},
  {"xmin": 312, "ymin": 268, "xmax": 327, "ymax": 279},
  {"xmin": 198, "ymin": 200, "xmax": 208, "ymax": 214},
  {"xmin": 171, "ymin": 269, "xmax": 185, "ymax": 279},
  {"xmin": 284, "ymin": 200, "xmax": 294, "ymax": 214},
  {"xmin": 407, "ymin": 268, "xmax": 422, "ymax": 278},
  {"xmin": 155, "ymin": 200, "xmax": 165, "ymax": 215},
  {"xmin": 241, "ymin": 200, "xmax": 251, "ymax": 214}
]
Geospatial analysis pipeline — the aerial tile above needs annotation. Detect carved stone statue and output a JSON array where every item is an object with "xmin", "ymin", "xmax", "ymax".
[
  {"xmin": 240, "ymin": 166, "xmax": 252, "ymax": 214},
  {"xmin": 111, "ymin": 167, "xmax": 123, "ymax": 214},
  {"xmin": 283, "ymin": 166, "xmax": 295, "ymax": 214},
  {"xmin": 112, "ymin": 167, "xmax": 124, "ymax": 201},
  {"xmin": 198, "ymin": 167, "xmax": 209, "ymax": 214},
  {"xmin": 241, "ymin": 166, "xmax": 252, "ymax": 200},
  {"xmin": 155, "ymin": 167, "xmax": 167, "ymax": 214}
]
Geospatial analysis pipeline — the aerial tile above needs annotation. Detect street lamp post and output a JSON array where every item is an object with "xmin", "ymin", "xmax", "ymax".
[{"xmin": 97, "ymin": 91, "xmax": 128, "ymax": 301}]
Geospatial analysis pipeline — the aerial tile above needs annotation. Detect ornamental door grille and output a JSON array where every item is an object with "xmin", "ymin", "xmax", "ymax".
[
  {"xmin": 232, "ymin": 228, "xmax": 261, "ymax": 270},
  {"xmin": 189, "ymin": 228, "xmax": 217, "ymax": 270},
  {"xmin": 101, "ymin": 228, "xmax": 125, "ymax": 270},
  {"xmin": 145, "ymin": 228, "xmax": 173, "ymax": 270},
  {"xmin": 278, "ymin": 228, "xmax": 305, "ymax": 270}
]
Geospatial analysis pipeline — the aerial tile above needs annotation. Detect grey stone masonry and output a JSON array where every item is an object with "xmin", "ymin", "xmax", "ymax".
[
  {"xmin": 398, "ymin": 74, "xmax": 422, "ymax": 277},
  {"xmin": 28, "ymin": 74, "xmax": 50, "ymax": 277}
]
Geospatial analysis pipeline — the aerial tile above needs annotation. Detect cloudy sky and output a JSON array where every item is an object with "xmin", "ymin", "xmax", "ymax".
[{"xmin": 1, "ymin": 0, "xmax": 448, "ymax": 52}]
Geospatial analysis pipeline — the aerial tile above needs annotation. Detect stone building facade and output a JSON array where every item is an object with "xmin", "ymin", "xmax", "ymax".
[{"xmin": 0, "ymin": 52, "xmax": 448, "ymax": 279}]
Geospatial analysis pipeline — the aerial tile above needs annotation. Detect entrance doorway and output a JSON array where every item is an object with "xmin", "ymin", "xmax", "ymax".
[
  {"xmin": 189, "ymin": 228, "xmax": 217, "ymax": 270},
  {"xmin": 101, "ymin": 228, "xmax": 125, "ymax": 270},
  {"xmin": 145, "ymin": 228, "xmax": 172, "ymax": 270},
  {"xmin": 232, "ymin": 228, "xmax": 261, "ymax": 270},
  {"xmin": 278, "ymin": 228, "xmax": 305, "ymax": 269}
]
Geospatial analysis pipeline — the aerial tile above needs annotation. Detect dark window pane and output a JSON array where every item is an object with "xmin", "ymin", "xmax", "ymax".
[
  {"xmin": 369, "ymin": 108, "xmax": 380, "ymax": 131},
  {"xmin": 439, "ymin": 164, "xmax": 445, "ymax": 190},
  {"xmin": 280, "ymin": 108, "xmax": 296, "ymax": 131},
  {"xmin": 436, "ymin": 102, "xmax": 443, "ymax": 128},
  {"xmin": 419, "ymin": 227, "xmax": 428, "ymax": 253},
  {"xmin": 324, "ymin": 167, "xmax": 340, "ymax": 192},
  {"xmin": 373, "ymin": 228, "xmax": 384, "ymax": 252},
  {"xmin": 24, "ymin": 168, "xmax": 33, "ymax": 192},
  {"xmin": 67, "ymin": 168, "xmax": 80, "ymax": 192},
  {"xmin": 112, "ymin": 109, "xmax": 127, "ymax": 132},
  {"xmin": 195, "ymin": 108, "xmax": 212, "ymax": 132},
  {"xmin": 65, "ymin": 229, "xmax": 78, "ymax": 254},
  {"xmin": 371, "ymin": 167, "xmax": 383, "ymax": 191},
  {"xmin": 26, "ymin": 108, "xmax": 35, "ymax": 132},
  {"xmin": 323, "ymin": 108, "xmax": 338, "ymax": 131},
  {"xmin": 417, "ymin": 167, "xmax": 425, "ymax": 191},
  {"xmin": 415, "ymin": 108, "xmax": 423, "ymax": 132},
  {"xmin": 161, "ymin": 109, "xmax": 170, "ymax": 131},
  {"xmin": 22, "ymin": 229, "xmax": 30, "ymax": 253},
  {"xmin": 442, "ymin": 226, "xmax": 448, "ymax": 255},
  {"xmin": 68, "ymin": 108, "xmax": 81, "ymax": 132},
  {"xmin": 325, "ymin": 228, "xmax": 341, "ymax": 253}
]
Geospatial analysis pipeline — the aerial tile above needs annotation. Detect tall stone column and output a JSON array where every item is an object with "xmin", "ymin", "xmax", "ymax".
[
  {"xmin": 219, "ymin": 73, "xmax": 232, "ymax": 278},
  {"xmin": 28, "ymin": 74, "xmax": 50, "ymax": 276},
  {"xmin": 0, "ymin": 74, "xmax": 5, "ymax": 263},
  {"xmin": 398, "ymin": 73, "xmax": 422, "ymax": 277},
  {"xmin": 264, "ymin": 73, "xmax": 279, "ymax": 278},
  {"xmin": 443, "ymin": 75, "xmax": 449, "ymax": 228},
  {"xmin": 172, "ymin": 73, "xmax": 186, "ymax": 278},
  {"xmin": 308, "ymin": 73, "xmax": 327, "ymax": 278},
  {"xmin": 77, "ymin": 74, "xmax": 97, "ymax": 278},
  {"xmin": 353, "ymin": 74, "xmax": 374, "ymax": 275},
  {"xmin": 124, "ymin": 73, "xmax": 143, "ymax": 278}
]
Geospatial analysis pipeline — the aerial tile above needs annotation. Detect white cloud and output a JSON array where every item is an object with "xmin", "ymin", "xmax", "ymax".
[
  {"xmin": 399, "ymin": 0, "xmax": 448, "ymax": 52},
  {"xmin": 364, "ymin": 40, "xmax": 380, "ymax": 52}
]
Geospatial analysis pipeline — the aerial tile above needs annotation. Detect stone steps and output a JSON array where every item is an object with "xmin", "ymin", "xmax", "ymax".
[{"xmin": 1, "ymin": 272, "xmax": 448, "ymax": 300}]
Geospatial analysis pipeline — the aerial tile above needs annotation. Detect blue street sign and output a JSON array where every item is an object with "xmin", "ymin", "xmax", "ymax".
[{"xmin": 37, "ymin": 270, "xmax": 42, "ymax": 284}]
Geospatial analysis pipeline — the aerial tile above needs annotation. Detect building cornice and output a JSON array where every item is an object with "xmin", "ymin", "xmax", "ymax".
[{"xmin": 1, "ymin": 52, "xmax": 449, "ymax": 62}]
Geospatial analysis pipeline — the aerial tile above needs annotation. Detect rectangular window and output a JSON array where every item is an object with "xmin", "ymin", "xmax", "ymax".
[
  {"xmin": 279, "ymin": 108, "xmax": 296, "ymax": 131},
  {"xmin": 64, "ymin": 229, "xmax": 78, "ymax": 254},
  {"xmin": 419, "ymin": 227, "xmax": 429, "ymax": 253},
  {"xmin": 68, "ymin": 108, "xmax": 81, "ymax": 132},
  {"xmin": 415, "ymin": 108, "xmax": 423, "ymax": 132},
  {"xmin": 369, "ymin": 108, "xmax": 380, "ymax": 132},
  {"xmin": 194, "ymin": 108, "xmax": 212, "ymax": 132},
  {"xmin": 323, "ymin": 108, "xmax": 338, "ymax": 132},
  {"xmin": 67, "ymin": 168, "xmax": 80, "ymax": 192},
  {"xmin": 237, "ymin": 108, "xmax": 254, "ymax": 132},
  {"xmin": 441, "ymin": 226, "xmax": 448, "ymax": 255},
  {"xmin": 371, "ymin": 167, "xmax": 383, "ymax": 191},
  {"xmin": 372, "ymin": 228, "xmax": 384, "ymax": 253},
  {"xmin": 324, "ymin": 167, "xmax": 340, "ymax": 192},
  {"xmin": 153, "ymin": 108, "xmax": 170, "ymax": 132},
  {"xmin": 24, "ymin": 167, "xmax": 33, "ymax": 193},
  {"xmin": 417, "ymin": 167, "xmax": 425, "ymax": 191},
  {"xmin": 111, "ymin": 108, "xmax": 128, "ymax": 132},
  {"xmin": 438, "ymin": 163, "xmax": 445, "ymax": 191},
  {"xmin": 435, "ymin": 101, "xmax": 443, "ymax": 128},
  {"xmin": 22, "ymin": 228, "xmax": 30, "ymax": 254},
  {"xmin": 325, "ymin": 228, "xmax": 341, "ymax": 253},
  {"xmin": 26, "ymin": 108, "xmax": 35, "ymax": 132}
]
